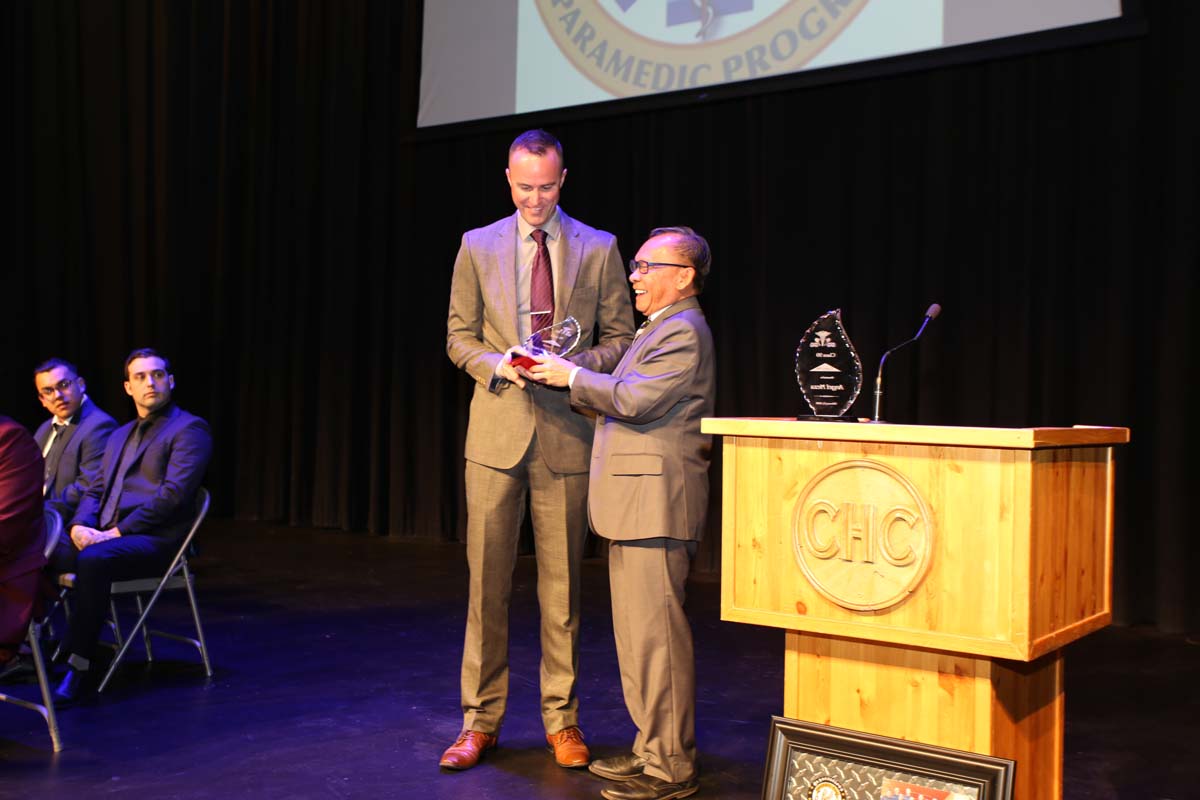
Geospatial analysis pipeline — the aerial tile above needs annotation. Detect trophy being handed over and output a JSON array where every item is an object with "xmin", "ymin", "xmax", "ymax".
[{"xmin": 510, "ymin": 316, "xmax": 582, "ymax": 370}]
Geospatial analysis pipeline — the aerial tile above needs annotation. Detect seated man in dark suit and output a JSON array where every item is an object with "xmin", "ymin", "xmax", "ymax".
[
  {"xmin": 0, "ymin": 416, "xmax": 48, "ymax": 668},
  {"xmin": 51, "ymin": 348, "xmax": 212, "ymax": 705},
  {"xmin": 33, "ymin": 358, "xmax": 117, "ymax": 520}
]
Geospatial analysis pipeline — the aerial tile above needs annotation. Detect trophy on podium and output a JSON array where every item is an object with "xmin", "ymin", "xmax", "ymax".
[
  {"xmin": 510, "ymin": 316, "xmax": 582, "ymax": 370},
  {"xmin": 794, "ymin": 309, "xmax": 863, "ymax": 420}
]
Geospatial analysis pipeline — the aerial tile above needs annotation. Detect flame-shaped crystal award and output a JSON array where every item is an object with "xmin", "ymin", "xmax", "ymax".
[
  {"xmin": 510, "ymin": 316, "xmax": 582, "ymax": 370},
  {"xmin": 794, "ymin": 309, "xmax": 864, "ymax": 419}
]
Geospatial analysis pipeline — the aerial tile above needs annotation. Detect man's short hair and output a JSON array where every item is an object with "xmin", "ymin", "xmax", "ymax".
[
  {"xmin": 509, "ymin": 129, "xmax": 563, "ymax": 164},
  {"xmin": 33, "ymin": 358, "xmax": 79, "ymax": 379},
  {"xmin": 124, "ymin": 348, "xmax": 171, "ymax": 380},
  {"xmin": 650, "ymin": 226, "xmax": 712, "ymax": 293}
]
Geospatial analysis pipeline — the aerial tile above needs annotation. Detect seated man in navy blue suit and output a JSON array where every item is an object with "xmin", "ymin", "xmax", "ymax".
[
  {"xmin": 51, "ymin": 348, "xmax": 212, "ymax": 705},
  {"xmin": 33, "ymin": 358, "xmax": 117, "ymax": 520}
]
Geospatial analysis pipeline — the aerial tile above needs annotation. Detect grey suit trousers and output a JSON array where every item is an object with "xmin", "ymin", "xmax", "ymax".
[
  {"xmin": 608, "ymin": 538, "xmax": 698, "ymax": 783},
  {"xmin": 460, "ymin": 432, "xmax": 589, "ymax": 735}
]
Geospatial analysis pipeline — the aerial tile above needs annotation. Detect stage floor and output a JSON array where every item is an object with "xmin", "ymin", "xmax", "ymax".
[{"xmin": 1, "ymin": 520, "xmax": 1195, "ymax": 798}]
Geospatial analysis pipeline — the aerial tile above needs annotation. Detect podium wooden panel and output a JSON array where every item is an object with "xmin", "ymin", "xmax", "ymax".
[{"xmin": 701, "ymin": 418, "xmax": 1129, "ymax": 800}]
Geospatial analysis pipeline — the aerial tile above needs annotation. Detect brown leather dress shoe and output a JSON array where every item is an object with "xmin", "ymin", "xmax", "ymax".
[
  {"xmin": 439, "ymin": 730, "xmax": 498, "ymax": 770},
  {"xmin": 600, "ymin": 774, "xmax": 699, "ymax": 800},
  {"xmin": 589, "ymin": 753, "xmax": 648, "ymax": 781},
  {"xmin": 546, "ymin": 725, "xmax": 590, "ymax": 767}
]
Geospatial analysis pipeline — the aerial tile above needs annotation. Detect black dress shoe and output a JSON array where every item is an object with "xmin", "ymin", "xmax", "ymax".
[
  {"xmin": 600, "ymin": 774, "xmax": 699, "ymax": 800},
  {"xmin": 0, "ymin": 654, "xmax": 37, "ymax": 684},
  {"xmin": 589, "ymin": 753, "xmax": 648, "ymax": 781},
  {"xmin": 52, "ymin": 667, "xmax": 94, "ymax": 708}
]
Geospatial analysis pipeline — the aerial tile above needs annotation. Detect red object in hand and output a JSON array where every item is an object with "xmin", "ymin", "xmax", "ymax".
[{"xmin": 510, "ymin": 354, "xmax": 539, "ymax": 370}]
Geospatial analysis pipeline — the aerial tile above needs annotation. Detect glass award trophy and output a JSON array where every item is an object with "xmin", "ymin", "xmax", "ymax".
[
  {"xmin": 794, "ymin": 309, "xmax": 864, "ymax": 420},
  {"xmin": 510, "ymin": 316, "xmax": 582, "ymax": 370}
]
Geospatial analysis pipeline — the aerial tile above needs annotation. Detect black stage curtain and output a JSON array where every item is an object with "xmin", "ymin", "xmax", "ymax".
[{"xmin": 3, "ymin": 1, "xmax": 1196, "ymax": 631}]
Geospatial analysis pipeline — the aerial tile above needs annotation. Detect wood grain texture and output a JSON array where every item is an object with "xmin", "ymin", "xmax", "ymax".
[
  {"xmin": 701, "ymin": 418, "xmax": 1130, "ymax": 449},
  {"xmin": 784, "ymin": 634, "xmax": 1064, "ymax": 800},
  {"xmin": 716, "ymin": 429, "xmax": 1121, "ymax": 660}
]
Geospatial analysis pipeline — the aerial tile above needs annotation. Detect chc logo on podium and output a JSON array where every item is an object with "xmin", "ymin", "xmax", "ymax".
[
  {"xmin": 791, "ymin": 459, "xmax": 934, "ymax": 611},
  {"xmin": 535, "ymin": 0, "xmax": 869, "ymax": 98}
]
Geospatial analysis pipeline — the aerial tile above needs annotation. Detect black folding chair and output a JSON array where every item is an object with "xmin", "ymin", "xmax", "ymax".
[{"xmin": 57, "ymin": 487, "xmax": 213, "ymax": 693}]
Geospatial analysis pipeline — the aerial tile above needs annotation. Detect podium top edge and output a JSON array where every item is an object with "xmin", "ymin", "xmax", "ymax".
[{"xmin": 699, "ymin": 418, "xmax": 1131, "ymax": 448}]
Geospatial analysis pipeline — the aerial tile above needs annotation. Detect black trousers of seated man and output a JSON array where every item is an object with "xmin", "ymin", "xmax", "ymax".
[{"xmin": 50, "ymin": 534, "xmax": 177, "ymax": 667}]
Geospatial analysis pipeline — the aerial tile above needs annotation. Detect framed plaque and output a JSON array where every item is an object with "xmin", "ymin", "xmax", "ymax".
[{"xmin": 762, "ymin": 717, "xmax": 1014, "ymax": 800}]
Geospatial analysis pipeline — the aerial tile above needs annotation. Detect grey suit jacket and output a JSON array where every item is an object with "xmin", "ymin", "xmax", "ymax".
[
  {"xmin": 33, "ymin": 399, "xmax": 118, "ymax": 517},
  {"xmin": 447, "ymin": 209, "xmax": 634, "ymax": 474},
  {"xmin": 570, "ymin": 297, "xmax": 715, "ymax": 541}
]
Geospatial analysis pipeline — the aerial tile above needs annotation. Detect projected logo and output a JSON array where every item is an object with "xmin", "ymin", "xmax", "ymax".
[{"xmin": 535, "ymin": 0, "xmax": 870, "ymax": 97}]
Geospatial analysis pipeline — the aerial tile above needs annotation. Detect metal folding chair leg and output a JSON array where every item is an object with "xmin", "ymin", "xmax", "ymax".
[
  {"xmin": 0, "ymin": 507, "xmax": 65, "ymax": 752},
  {"xmin": 0, "ymin": 620, "xmax": 63, "ymax": 753},
  {"xmin": 181, "ymin": 563, "xmax": 212, "ymax": 677},
  {"xmin": 135, "ymin": 595, "xmax": 154, "ymax": 661},
  {"xmin": 96, "ymin": 561, "xmax": 212, "ymax": 692},
  {"xmin": 108, "ymin": 598, "xmax": 124, "ymax": 648}
]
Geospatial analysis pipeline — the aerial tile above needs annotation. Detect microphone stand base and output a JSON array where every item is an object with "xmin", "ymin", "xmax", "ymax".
[{"xmin": 796, "ymin": 414, "xmax": 864, "ymax": 422}]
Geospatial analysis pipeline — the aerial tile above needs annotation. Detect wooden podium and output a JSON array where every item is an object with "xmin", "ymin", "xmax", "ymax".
[{"xmin": 700, "ymin": 418, "xmax": 1129, "ymax": 800}]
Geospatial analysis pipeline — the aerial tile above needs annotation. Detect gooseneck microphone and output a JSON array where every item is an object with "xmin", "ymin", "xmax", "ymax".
[{"xmin": 872, "ymin": 303, "xmax": 941, "ymax": 423}]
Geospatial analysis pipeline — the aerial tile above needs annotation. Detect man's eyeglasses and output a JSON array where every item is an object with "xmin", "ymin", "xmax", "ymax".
[
  {"xmin": 38, "ymin": 379, "xmax": 77, "ymax": 398},
  {"xmin": 628, "ymin": 259, "xmax": 693, "ymax": 275}
]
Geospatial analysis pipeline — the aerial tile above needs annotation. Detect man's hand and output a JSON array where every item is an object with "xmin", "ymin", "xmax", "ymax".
[
  {"xmin": 70, "ymin": 525, "xmax": 99, "ymax": 550},
  {"xmin": 527, "ymin": 352, "xmax": 577, "ymax": 388},
  {"xmin": 494, "ymin": 345, "xmax": 534, "ymax": 388},
  {"xmin": 70, "ymin": 525, "xmax": 121, "ymax": 550},
  {"xmin": 95, "ymin": 527, "xmax": 122, "ymax": 544}
]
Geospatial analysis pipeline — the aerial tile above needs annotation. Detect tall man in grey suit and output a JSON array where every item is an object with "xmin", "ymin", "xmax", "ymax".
[
  {"xmin": 529, "ymin": 227, "xmax": 715, "ymax": 800},
  {"xmin": 442, "ymin": 130, "xmax": 635, "ymax": 770},
  {"xmin": 33, "ymin": 358, "xmax": 117, "ymax": 520}
]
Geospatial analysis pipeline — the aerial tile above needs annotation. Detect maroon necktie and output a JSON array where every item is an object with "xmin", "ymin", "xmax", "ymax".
[{"xmin": 530, "ymin": 228, "xmax": 555, "ymax": 334}]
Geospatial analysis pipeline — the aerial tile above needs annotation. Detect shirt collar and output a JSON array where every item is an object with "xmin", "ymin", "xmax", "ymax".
[
  {"xmin": 516, "ymin": 207, "xmax": 562, "ymax": 242},
  {"xmin": 647, "ymin": 303, "xmax": 675, "ymax": 323},
  {"xmin": 138, "ymin": 402, "xmax": 174, "ymax": 428}
]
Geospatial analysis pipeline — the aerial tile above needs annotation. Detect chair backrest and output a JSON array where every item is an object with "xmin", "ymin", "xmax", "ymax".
[
  {"xmin": 43, "ymin": 507, "xmax": 63, "ymax": 560},
  {"xmin": 173, "ymin": 487, "xmax": 210, "ymax": 566}
]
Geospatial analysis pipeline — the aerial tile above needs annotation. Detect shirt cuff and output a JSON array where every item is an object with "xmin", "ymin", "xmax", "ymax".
[{"xmin": 568, "ymin": 366, "xmax": 582, "ymax": 388}]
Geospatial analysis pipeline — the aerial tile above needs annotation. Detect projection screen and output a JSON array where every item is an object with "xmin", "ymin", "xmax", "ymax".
[{"xmin": 418, "ymin": 0, "xmax": 1127, "ymax": 129}]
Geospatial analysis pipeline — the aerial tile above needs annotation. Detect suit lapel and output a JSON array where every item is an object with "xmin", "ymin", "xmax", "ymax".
[
  {"xmin": 556, "ymin": 210, "xmax": 582, "ymax": 321},
  {"xmin": 616, "ymin": 297, "xmax": 702, "ymax": 377},
  {"xmin": 61, "ymin": 402, "xmax": 93, "ymax": 459},
  {"xmin": 104, "ymin": 421, "xmax": 136, "ymax": 485},
  {"xmin": 57, "ymin": 422, "xmax": 80, "ymax": 456},
  {"xmin": 493, "ymin": 214, "xmax": 520, "ymax": 344},
  {"xmin": 34, "ymin": 420, "xmax": 51, "ymax": 449}
]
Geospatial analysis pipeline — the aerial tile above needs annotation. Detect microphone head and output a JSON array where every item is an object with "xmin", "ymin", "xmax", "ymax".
[{"xmin": 925, "ymin": 303, "xmax": 942, "ymax": 319}]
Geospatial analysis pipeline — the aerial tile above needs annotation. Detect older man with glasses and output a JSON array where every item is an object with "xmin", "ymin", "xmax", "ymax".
[{"xmin": 527, "ymin": 226, "xmax": 715, "ymax": 800}]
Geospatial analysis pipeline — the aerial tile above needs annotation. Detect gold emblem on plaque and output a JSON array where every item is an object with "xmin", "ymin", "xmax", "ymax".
[
  {"xmin": 791, "ymin": 459, "xmax": 934, "ymax": 611},
  {"xmin": 805, "ymin": 777, "xmax": 847, "ymax": 800}
]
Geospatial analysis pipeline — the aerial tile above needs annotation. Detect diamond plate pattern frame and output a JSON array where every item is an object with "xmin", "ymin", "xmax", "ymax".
[{"xmin": 761, "ymin": 717, "xmax": 1014, "ymax": 800}]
